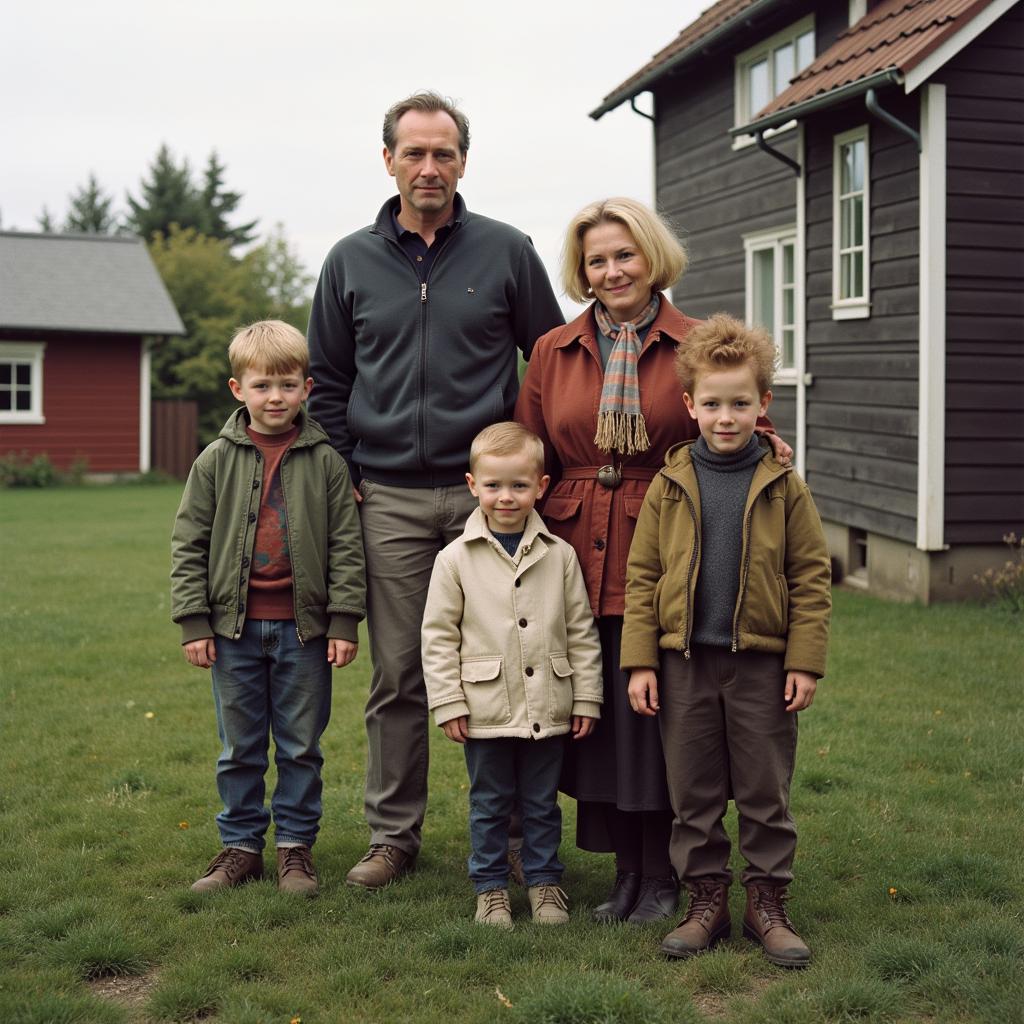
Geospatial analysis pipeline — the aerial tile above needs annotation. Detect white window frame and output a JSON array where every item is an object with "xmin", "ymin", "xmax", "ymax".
[
  {"xmin": 0, "ymin": 342, "xmax": 46, "ymax": 424},
  {"xmin": 743, "ymin": 225, "xmax": 801, "ymax": 386},
  {"xmin": 832, "ymin": 125, "xmax": 871, "ymax": 319},
  {"xmin": 733, "ymin": 14, "xmax": 815, "ymax": 150}
]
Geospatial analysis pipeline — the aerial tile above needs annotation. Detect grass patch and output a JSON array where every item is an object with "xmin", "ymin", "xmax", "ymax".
[{"xmin": 1, "ymin": 484, "xmax": 1022, "ymax": 1023}]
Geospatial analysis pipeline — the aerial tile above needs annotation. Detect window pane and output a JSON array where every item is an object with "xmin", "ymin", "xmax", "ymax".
[
  {"xmin": 748, "ymin": 58, "xmax": 769, "ymax": 114},
  {"xmin": 15, "ymin": 363, "xmax": 31, "ymax": 386},
  {"xmin": 853, "ymin": 253, "xmax": 864, "ymax": 298},
  {"xmin": 15, "ymin": 390, "xmax": 31, "ymax": 411},
  {"xmin": 0, "ymin": 364, "xmax": 11, "ymax": 385},
  {"xmin": 841, "ymin": 253, "xmax": 853, "ymax": 299},
  {"xmin": 753, "ymin": 249, "xmax": 775, "ymax": 330},
  {"xmin": 850, "ymin": 139, "xmax": 865, "ymax": 191},
  {"xmin": 853, "ymin": 195, "xmax": 864, "ymax": 246},
  {"xmin": 782, "ymin": 328, "xmax": 795, "ymax": 368},
  {"xmin": 773, "ymin": 43, "xmax": 794, "ymax": 95},
  {"xmin": 0, "ymin": 391, "xmax": 10, "ymax": 411},
  {"xmin": 782, "ymin": 242, "xmax": 795, "ymax": 285},
  {"xmin": 796, "ymin": 30, "xmax": 815, "ymax": 71},
  {"xmin": 783, "ymin": 286, "xmax": 795, "ymax": 327},
  {"xmin": 841, "ymin": 143, "xmax": 855, "ymax": 193},
  {"xmin": 840, "ymin": 197, "xmax": 852, "ymax": 249}
]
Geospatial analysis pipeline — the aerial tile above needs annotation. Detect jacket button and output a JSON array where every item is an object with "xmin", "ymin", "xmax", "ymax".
[
  {"xmin": 239, "ymin": 575, "xmax": 245, "ymax": 585},
  {"xmin": 525, "ymin": 666, "xmax": 534, "ymax": 677},
  {"xmin": 532, "ymin": 723, "xmax": 540, "ymax": 733},
  {"xmin": 514, "ymin": 579, "xmax": 521, "ymax": 587},
  {"xmin": 248, "ymin": 512, "xmax": 257, "ymax": 523},
  {"xmin": 241, "ymin": 557, "xmax": 250, "ymax": 568},
  {"xmin": 518, "ymin": 618, "xmax": 527, "ymax": 628},
  {"xmin": 252, "ymin": 479, "xmax": 260, "ymax": 489},
  {"xmin": 238, "ymin": 602, "xmax": 245, "ymax": 612},
  {"xmin": 594, "ymin": 538, "xmax": 605, "ymax": 550},
  {"xmin": 254, "ymin": 451, "xmax": 261, "ymax": 461}
]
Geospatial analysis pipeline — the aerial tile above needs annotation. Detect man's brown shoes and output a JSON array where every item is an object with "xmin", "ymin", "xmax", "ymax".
[
  {"xmin": 277, "ymin": 845, "xmax": 319, "ymax": 896},
  {"xmin": 660, "ymin": 880, "xmax": 731, "ymax": 958},
  {"xmin": 190, "ymin": 847, "xmax": 263, "ymax": 893},
  {"xmin": 742, "ymin": 884, "xmax": 811, "ymax": 967},
  {"xmin": 345, "ymin": 844, "xmax": 415, "ymax": 889}
]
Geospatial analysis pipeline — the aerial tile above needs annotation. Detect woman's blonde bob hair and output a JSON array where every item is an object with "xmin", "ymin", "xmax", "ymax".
[{"xmin": 560, "ymin": 197, "xmax": 688, "ymax": 305}]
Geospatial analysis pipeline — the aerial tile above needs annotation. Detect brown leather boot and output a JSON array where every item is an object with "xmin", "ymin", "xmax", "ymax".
[
  {"xmin": 277, "ymin": 845, "xmax": 318, "ymax": 896},
  {"xmin": 190, "ymin": 847, "xmax": 263, "ymax": 893},
  {"xmin": 345, "ymin": 844, "xmax": 415, "ymax": 889},
  {"xmin": 659, "ymin": 879, "xmax": 730, "ymax": 958},
  {"xmin": 743, "ymin": 884, "xmax": 811, "ymax": 968}
]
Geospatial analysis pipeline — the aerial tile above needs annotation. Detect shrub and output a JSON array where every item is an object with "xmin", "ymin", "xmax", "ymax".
[
  {"xmin": 0, "ymin": 451, "xmax": 62, "ymax": 487},
  {"xmin": 973, "ymin": 533, "xmax": 1024, "ymax": 612}
]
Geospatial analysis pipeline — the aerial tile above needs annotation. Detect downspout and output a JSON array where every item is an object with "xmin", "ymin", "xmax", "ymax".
[
  {"xmin": 630, "ymin": 96, "xmax": 655, "ymax": 122},
  {"xmin": 755, "ymin": 130, "xmax": 801, "ymax": 176},
  {"xmin": 865, "ymin": 88, "xmax": 921, "ymax": 151}
]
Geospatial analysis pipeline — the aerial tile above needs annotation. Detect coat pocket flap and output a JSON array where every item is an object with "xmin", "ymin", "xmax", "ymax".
[
  {"xmin": 549, "ymin": 654, "xmax": 574, "ymax": 678},
  {"xmin": 460, "ymin": 657, "xmax": 503, "ymax": 683},
  {"xmin": 623, "ymin": 494, "xmax": 645, "ymax": 519},
  {"xmin": 543, "ymin": 495, "xmax": 582, "ymax": 521}
]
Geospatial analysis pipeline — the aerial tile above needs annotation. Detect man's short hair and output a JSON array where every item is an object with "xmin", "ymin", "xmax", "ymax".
[
  {"xmin": 675, "ymin": 313, "xmax": 777, "ymax": 396},
  {"xmin": 469, "ymin": 422, "xmax": 545, "ymax": 476},
  {"xmin": 561, "ymin": 197, "xmax": 688, "ymax": 305},
  {"xmin": 228, "ymin": 320, "xmax": 309, "ymax": 378},
  {"xmin": 382, "ymin": 91, "xmax": 470, "ymax": 155}
]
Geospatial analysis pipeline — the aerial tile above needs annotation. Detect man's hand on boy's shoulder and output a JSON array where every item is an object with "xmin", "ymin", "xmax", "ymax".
[
  {"xmin": 328, "ymin": 639, "xmax": 358, "ymax": 668},
  {"xmin": 785, "ymin": 670, "xmax": 817, "ymax": 712},
  {"xmin": 571, "ymin": 715, "xmax": 596, "ymax": 740},
  {"xmin": 183, "ymin": 637, "xmax": 216, "ymax": 669}
]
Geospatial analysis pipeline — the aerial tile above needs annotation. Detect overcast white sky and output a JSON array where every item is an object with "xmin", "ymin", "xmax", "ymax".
[{"xmin": 3, "ymin": 0, "xmax": 709, "ymax": 315}]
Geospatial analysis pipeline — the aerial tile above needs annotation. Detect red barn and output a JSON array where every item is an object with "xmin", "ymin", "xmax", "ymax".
[{"xmin": 0, "ymin": 232, "xmax": 184, "ymax": 474}]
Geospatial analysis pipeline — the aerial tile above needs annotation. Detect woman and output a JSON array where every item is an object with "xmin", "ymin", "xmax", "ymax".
[{"xmin": 515, "ymin": 198, "xmax": 788, "ymax": 924}]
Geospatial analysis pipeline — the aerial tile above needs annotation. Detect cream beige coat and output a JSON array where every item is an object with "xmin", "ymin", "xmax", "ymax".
[{"xmin": 421, "ymin": 508, "xmax": 602, "ymax": 739}]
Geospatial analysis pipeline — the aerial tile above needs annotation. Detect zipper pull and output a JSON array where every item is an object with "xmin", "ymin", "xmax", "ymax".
[{"xmin": 420, "ymin": 282, "xmax": 427, "ymax": 303}]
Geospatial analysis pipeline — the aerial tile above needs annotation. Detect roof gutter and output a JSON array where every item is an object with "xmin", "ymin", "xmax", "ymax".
[
  {"xmin": 589, "ymin": 0, "xmax": 782, "ymax": 120},
  {"xmin": 730, "ymin": 68, "xmax": 903, "ymax": 136}
]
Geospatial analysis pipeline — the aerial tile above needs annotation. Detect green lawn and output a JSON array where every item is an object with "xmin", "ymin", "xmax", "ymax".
[{"xmin": 0, "ymin": 484, "xmax": 1021, "ymax": 1024}]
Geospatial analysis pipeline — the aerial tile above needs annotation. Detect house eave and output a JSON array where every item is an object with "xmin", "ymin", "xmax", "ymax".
[
  {"xmin": 730, "ymin": 68, "xmax": 903, "ymax": 136},
  {"xmin": 590, "ymin": 0, "xmax": 783, "ymax": 120}
]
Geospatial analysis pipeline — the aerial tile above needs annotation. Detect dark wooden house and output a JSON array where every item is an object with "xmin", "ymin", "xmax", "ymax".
[
  {"xmin": 0, "ymin": 232, "xmax": 184, "ymax": 475},
  {"xmin": 592, "ymin": 0, "xmax": 1023, "ymax": 601}
]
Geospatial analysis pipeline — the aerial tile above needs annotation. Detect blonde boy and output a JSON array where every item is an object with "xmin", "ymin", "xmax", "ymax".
[
  {"xmin": 621, "ymin": 315, "xmax": 830, "ymax": 966},
  {"xmin": 421, "ymin": 422, "xmax": 602, "ymax": 928},
  {"xmin": 171, "ymin": 320, "xmax": 365, "ymax": 896}
]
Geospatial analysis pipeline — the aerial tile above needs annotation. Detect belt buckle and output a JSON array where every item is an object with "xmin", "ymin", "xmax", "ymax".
[{"xmin": 597, "ymin": 464, "xmax": 622, "ymax": 489}]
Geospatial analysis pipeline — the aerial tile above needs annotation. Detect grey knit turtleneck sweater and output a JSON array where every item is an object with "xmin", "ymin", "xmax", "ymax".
[{"xmin": 690, "ymin": 434, "xmax": 766, "ymax": 648}]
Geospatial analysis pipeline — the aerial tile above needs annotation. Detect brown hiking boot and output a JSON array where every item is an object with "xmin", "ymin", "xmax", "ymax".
[
  {"xmin": 743, "ymin": 884, "xmax": 811, "ymax": 968},
  {"xmin": 660, "ymin": 880, "xmax": 730, "ymax": 959},
  {"xmin": 345, "ymin": 844, "xmax": 415, "ymax": 889},
  {"xmin": 190, "ymin": 847, "xmax": 263, "ymax": 893},
  {"xmin": 277, "ymin": 845, "xmax": 318, "ymax": 896}
]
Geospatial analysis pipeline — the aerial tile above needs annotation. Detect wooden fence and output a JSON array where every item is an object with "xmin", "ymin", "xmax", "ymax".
[{"xmin": 151, "ymin": 399, "xmax": 198, "ymax": 480}]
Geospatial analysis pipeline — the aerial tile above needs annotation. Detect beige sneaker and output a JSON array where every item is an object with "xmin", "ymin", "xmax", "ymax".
[
  {"xmin": 528, "ymin": 884, "xmax": 569, "ymax": 925},
  {"xmin": 475, "ymin": 888, "xmax": 513, "ymax": 929}
]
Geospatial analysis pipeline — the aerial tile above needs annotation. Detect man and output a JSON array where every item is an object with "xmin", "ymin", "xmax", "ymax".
[{"xmin": 308, "ymin": 91, "xmax": 564, "ymax": 889}]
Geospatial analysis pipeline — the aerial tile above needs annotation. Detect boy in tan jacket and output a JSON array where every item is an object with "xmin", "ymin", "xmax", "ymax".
[
  {"xmin": 621, "ymin": 315, "xmax": 830, "ymax": 967},
  {"xmin": 422, "ymin": 422, "xmax": 602, "ymax": 929}
]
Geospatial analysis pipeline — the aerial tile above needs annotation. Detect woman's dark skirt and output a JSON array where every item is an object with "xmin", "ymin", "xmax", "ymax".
[{"xmin": 561, "ymin": 616, "xmax": 671, "ymax": 852}]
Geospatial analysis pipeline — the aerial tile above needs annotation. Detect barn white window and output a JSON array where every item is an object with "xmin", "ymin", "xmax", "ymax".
[
  {"xmin": 744, "ymin": 226, "xmax": 799, "ymax": 383},
  {"xmin": 0, "ymin": 342, "xmax": 46, "ymax": 424},
  {"xmin": 833, "ymin": 125, "xmax": 871, "ymax": 319},
  {"xmin": 734, "ymin": 15, "xmax": 815, "ymax": 146}
]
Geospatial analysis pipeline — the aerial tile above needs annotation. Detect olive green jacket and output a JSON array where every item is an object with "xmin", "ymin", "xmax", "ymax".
[
  {"xmin": 171, "ymin": 408, "xmax": 365, "ymax": 645},
  {"xmin": 621, "ymin": 441, "xmax": 831, "ymax": 677}
]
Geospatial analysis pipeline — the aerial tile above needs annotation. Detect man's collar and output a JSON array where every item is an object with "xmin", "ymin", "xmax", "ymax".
[{"xmin": 387, "ymin": 193, "xmax": 466, "ymax": 239}]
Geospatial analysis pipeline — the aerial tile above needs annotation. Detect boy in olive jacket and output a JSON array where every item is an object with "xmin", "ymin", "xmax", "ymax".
[
  {"xmin": 171, "ymin": 321, "xmax": 365, "ymax": 897},
  {"xmin": 621, "ymin": 315, "xmax": 830, "ymax": 967}
]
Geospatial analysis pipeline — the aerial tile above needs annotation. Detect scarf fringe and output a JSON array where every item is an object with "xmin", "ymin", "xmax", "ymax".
[{"xmin": 594, "ymin": 410, "xmax": 651, "ymax": 455}]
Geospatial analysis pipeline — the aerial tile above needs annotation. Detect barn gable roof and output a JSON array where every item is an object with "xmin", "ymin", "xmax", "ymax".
[{"xmin": 0, "ymin": 232, "xmax": 185, "ymax": 336}]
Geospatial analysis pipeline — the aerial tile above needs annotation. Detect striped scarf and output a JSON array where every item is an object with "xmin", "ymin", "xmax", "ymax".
[{"xmin": 593, "ymin": 294, "xmax": 660, "ymax": 454}]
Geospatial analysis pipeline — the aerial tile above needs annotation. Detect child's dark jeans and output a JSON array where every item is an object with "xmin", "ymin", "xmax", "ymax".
[
  {"xmin": 463, "ymin": 736, "xmax": 564, "ymax": 893},
  {"xmin": 210, "ymin": 618, "xmax": 332, "ymax": 852}
]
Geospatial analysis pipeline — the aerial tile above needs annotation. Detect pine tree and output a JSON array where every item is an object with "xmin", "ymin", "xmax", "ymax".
[
  {"xmin": 64, "ymin": 173, "xmax": 117, "ymax": 234},
  {"xmin": 125, "ymin": 145, "xmax": 204, "ymax": 240},
  {"xmin": 199, "ymin": 151, "xmax": 258, "ymax": 248}
]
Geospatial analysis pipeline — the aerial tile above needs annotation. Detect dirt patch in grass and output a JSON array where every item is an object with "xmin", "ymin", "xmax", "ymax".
[
  {"xmin": 693, "ymin": 975, "xmax": 774, "ymax": 1019},
  {"xmin": 88, "ymin": 969, "xmax": 159, "ymax": 1009}
]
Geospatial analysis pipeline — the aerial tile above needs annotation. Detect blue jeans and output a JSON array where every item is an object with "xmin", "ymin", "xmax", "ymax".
[
  {"xmin": 210, "ymin": 619, "xmax": 332, "ymax": 852},
  {"xmin": 463, "ymin": 736, "xmax": 564, "ymax": 893}
]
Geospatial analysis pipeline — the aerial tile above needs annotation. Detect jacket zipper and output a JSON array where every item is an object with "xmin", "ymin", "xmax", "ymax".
[
  {"xmin": 416, "ymin": 231, "xmax": 456, "ymax": 471},
  {"xmin": 731, "ymin": 477, "xmax": 778, "ymax": 652},
  {"xmin": 680, "ymin": 486, "xmax": 699, "ymax": 659},
  {"xmin": 278, "ymin": 448, "xmax": 305, "ymax": 646}
]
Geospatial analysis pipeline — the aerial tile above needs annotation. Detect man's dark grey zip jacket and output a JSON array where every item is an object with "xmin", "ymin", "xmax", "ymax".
[{"xmin": 306, "ymin": 194, "xmax": 564, "ymax": 487}]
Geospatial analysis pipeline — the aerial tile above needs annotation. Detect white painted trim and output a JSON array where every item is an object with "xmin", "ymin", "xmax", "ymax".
[
  {"xmin": 849, "ymin": 0, "xmax": 867, "ymax": 26},
  {"xmin": 0, "ymin": 341, "xmax": 46, "ymax": 425},
  {"xmin": 904, "ymin": 0, "xmax": 1017, "ymax": 94},
  {"xmin": 917, "ymin": 84, "xmax": 947, "ymax": 551},
  {"xmin": 732, "ymin": 120, "xmax": 797, "ymax": 151},
  {"xmin": 832, "ymin": 124, "xmax": 871, "ymax": 318},
  {"xmin": 139, "ymin": 339, "xmax": 152, "ymax": 473},
  {"xmin": 795, "ymin": 123, "xmax": 807, "ymax": 478}
]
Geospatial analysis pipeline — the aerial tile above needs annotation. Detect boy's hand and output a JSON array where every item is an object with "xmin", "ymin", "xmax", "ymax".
[
  {"xmin": 627, "ymin": 669, "xmax": 659, "ymax": 716},
  {"xmin": 183, "ymin": 637, "xmax": 216, "ymax": 669},
  {"xmin": 765, "ymin": 432, "xmax": 794, "ymax": 466},
  {"xmin": 571, "ymin": 715, "xmax": 596, "ymax": 740},
  {"xmin": 441, "ymin": 716, "xmax": 469, "ymax": 744},
  {"xmin": 785, "ymin": 670, "xmax": 817, "ymax": 711},
  {"xmin": 328, "ymin": 639, "xmax": 358, "ymax": 667}
]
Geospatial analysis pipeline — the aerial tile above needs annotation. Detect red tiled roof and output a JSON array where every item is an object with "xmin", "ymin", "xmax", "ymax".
[
  {"xmin": 747, "ymin": 0, "xmax": 996, "ymax": 128},
  {"xmin": 591, "ymin": 0, "xmax": 768, "ymax": 118}
]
